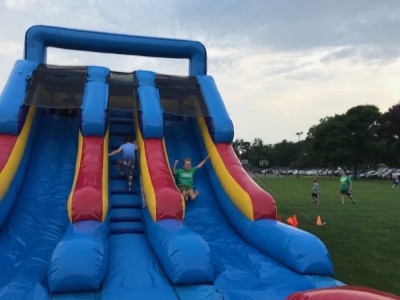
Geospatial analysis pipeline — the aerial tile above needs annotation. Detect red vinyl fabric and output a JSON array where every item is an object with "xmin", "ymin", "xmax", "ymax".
[
  {"xmin": 144, "ymin": 138, "xmax": 183, "ymax": 221},
  {"xmin": 0, "ymin": 134, "xmax": 17, "ymax": 172},
  {"xmin": 70, "ymin": 136, "xmax": 104, "ymax": 222},
  {"xmin": 216, "ymin": 143, "xmax": 276, "ymax": 220}
]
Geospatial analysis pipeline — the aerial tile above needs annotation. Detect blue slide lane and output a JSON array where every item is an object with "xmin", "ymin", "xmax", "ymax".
[
  {"xmin": 101, "ymin": 111, "xmax": 178, "ymax": 300},
  {"xmin": 164, "ymin": 116, "xmax": 342, "ymax": 300},
  {"xmin": 0, "ymin": 112, "xmax": 79, "ymax": 299}
]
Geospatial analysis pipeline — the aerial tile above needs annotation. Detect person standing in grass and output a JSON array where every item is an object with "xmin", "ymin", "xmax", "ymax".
[
  {"xmin": 392, "ymin": 176, "xmax": 399, "ymax": 189},
  {"xmin": 311, "ymin": 176, "xmax": 320, "ymax": 205},
  {"xmin": 339, "ymin": 169, "xmax": 356, "ymax": 205}
]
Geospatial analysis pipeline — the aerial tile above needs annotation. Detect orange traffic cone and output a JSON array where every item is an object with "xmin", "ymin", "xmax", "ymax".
[
  {"xmin": 292, "ymin": 214, "xmax": 298, "ymax": 227},
  {"xmin": 316, "ymin": 215, "xmax": 322, "ymax": 226},
  {"xmin": 286, "ymin": 216, "xmax": 293, "ymax": 225},
  {"xmin": 277, "ymin": 215, "xmax": 282, "ymax": 222}
]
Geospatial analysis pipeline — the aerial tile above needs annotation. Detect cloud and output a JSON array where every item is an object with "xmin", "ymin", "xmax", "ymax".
[
  {"xmin": 1, "ymin": 0, "xmax": 400, "ymax": 144},
  {"xmin": 321, "ymin": 45, "xmax": 400, "ymax": 65}
]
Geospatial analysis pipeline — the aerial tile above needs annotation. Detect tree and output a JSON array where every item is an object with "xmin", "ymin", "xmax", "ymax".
[
  {"xmin": 308, "ymin": 105, "xmax": 381, "ymax": 175},
  {"xmin": 308, "ymin": 114, "xmax": 351, "ymax": 169},
  {"xmin": 233, "ymin": 138, "xmax": 250, "ymax": 160},
  {"xmin": 247, "ymin": 138, "xmax": 273, "ymax": 168},
  {"xmin": 345, "ymin": 105, "xmax": 381, "ymax": 174},
  {"xmin": 273, "ymin": 140, "xmax": 297, "ymax": 167},
  {"xmin": 376, "ymin": 103, "xmax": 400, "ymax": 166}
]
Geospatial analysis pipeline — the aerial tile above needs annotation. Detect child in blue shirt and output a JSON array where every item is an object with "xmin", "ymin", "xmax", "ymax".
[{"xmin": 108, "ymin": 136, "xmax": 138, "ymax": 191}]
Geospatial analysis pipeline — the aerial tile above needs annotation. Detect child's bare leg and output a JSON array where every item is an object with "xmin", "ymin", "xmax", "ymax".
[
  {"xmin": 189, "ymin": 189, "xmax": 199, "ymax": 200},
  {"xmin": 117, "ymin": 160, "xmax": 124, "ymax": 176},
  {"xmin": 181, "ymin": 190, "xmax": 189, "ymax": 201},
  {"xmin": 127, "ymin": 165, "xmax": 133, "ymax": 191}
]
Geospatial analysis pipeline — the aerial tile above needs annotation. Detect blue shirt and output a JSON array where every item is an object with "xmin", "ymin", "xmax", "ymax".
[{"xmin": 120, "ymin": 143, "xmax": 136, "ymax": 160}]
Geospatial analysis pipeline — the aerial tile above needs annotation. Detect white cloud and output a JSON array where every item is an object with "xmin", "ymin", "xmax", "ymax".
[{"xmin": 1, "ymin": 0, "xmax": 400, "ymax": 144}]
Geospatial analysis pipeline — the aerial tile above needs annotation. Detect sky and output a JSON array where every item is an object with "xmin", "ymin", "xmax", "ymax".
[{"xmin": 1, "ymin": 0, "xmax": 400, "ymax": 145}]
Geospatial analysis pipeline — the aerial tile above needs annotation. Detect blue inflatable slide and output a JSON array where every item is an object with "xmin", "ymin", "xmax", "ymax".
[{"xmin": 0, "ymin": 26, "xmax": 397, "ymax": 300}]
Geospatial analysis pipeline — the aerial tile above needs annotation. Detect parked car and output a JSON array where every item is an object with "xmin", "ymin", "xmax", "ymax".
[
  {"xmin": 360, "ymin": 170, "xmax": 375, "ymax": 178},
  {"xmin": 391, "ymin": 169, "xmax": 400, "ymax": 180},
  {"xmin": 378, "ymin": 169, "xmax": 395, "ymax": 180},
  {"xmin": 366, "ymin": 168, "xmax": 388, "ymax": 179}
]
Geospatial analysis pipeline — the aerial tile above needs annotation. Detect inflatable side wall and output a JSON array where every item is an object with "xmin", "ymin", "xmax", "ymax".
[
  {"xmin": 135, "ymin": 70, "xmax": 214, "ymax": 284},
  {"xmin": 287, "ymin": 286, "xmax": 400, "ymax": 300},
  {"xmin": 196, "ymin": 75, "xmax": 334, "ymax": 276},
  {"xmin": 0, "ymin": 60, "xmax": 40, "ymax": 229},
  {"xmin": 48, "ymin": 66, "xmax": 109, "ymax": 293}
]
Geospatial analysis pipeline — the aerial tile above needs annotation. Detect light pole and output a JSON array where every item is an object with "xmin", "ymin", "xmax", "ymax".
[{"xmin": 296, "ymin": 131, "xmax": 303, "ymax": 178}]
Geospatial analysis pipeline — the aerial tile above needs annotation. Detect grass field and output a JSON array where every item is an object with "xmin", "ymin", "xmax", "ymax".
[{"xmin": 252, "ymin": 175, "xmax": 400, "ymax": 296}]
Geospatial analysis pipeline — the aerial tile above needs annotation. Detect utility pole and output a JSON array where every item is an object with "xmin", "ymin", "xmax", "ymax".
[{"xmin": 296, "ymin": 131, "xmax": 303, "ymax": 178}]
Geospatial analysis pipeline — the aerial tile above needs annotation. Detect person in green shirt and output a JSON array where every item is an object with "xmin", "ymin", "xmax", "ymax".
[
  {"xmin": 173, "ymin": 155, "xmax": 210, "ymax": 201},
  {"xmin": 339, "ymin": 169, "xmax": 356, "ymax": 205}
]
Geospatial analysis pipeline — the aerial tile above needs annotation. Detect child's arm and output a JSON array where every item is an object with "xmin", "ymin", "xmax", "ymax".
[
  {"xmin": 196, "ymin": 155, "xmax": 210, "ymax": 169},
  {"xmin": 108, "ymin": 147, "xmax": 122, "ymax": 157},
  {"xmin": 173, "ymin": 160, "xmax": 179, "ymax": 174}
]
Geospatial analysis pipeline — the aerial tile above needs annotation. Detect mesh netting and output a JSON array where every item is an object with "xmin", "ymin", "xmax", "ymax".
[
  {"xmin": 23, "ymin": 65, "xmax": 208, "ymax": 117},
  {"xmin": 156, "ymin": 74, "xmax": 209, "ymax": 117},
  {"xmin": 108, "ymin": 71, "xmax": 139, "ymax": 111},
  {"xmin": 24, "ymin": 64, "xmax": 86, "ymax": 108}
]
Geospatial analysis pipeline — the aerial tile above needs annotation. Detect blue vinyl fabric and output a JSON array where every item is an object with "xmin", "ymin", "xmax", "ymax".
[
  {"xmin": 102, "ymin": 110, "xmax": 179, "ymax": 300},
  {"xmin": 0, "ymin": 109, "xmax": 40, "ymax": 229},
  {"xmin": 136, "ymin": 72, "xmax": 214, "ymax": 285},
  {"xmin": 48, "ymin": 66, "xmax": 110, "ymax": 293},
  {"xmin": 142, "ymin": 209, "xmax": 214, "ymax": 285},
  {"xmin": 81, "ymin": 66, "xmax": 109, "ymax": 137},
  {"xmin": 0, "ymin": 112, "xmax": 79, "ymax": 299},
  {"xmin": 101, "ymin": 234, "xmax": 178, "ymax": 300},
  {"xmin": 196, "ymin": 75, "xmax": 234, "ymax": 143},
  {"xmin": 135, "ymin": 70, "xmax": 164, "ymax": 139},
  {"xmin": 25, "ymin": 25, "xmax": 207, "ymax": 75},
  {"xmin": 47, "ymin": 220, "xmax": 109, "ymax": 293},
  {"xmin": 0, "ymin": 59, "xmax": 38, "ymax": 134}
]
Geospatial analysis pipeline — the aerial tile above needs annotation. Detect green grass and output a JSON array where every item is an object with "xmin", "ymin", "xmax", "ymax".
[{"xmin": 253, "ymin": 175, "xmax": 400, "ymax": 296}]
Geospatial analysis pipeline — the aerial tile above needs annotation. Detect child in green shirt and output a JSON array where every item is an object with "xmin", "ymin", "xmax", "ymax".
[
  {"xmin": 339, "ymin": 169, "xmax": 356, "ymax": 205},
  {"xmin": 173, "ymin": 155, "xmax": 210, "ymax": 201}
]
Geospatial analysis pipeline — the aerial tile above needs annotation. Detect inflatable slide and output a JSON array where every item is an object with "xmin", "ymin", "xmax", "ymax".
[{"xmin": 0, "ymin": 25, "xmax": 398, "ymax": 300}]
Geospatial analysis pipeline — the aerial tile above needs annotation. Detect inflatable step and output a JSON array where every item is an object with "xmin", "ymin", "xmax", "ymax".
[
  {"xmin": 110, "ymin": 207, "xmax": 141, "ymax": 217},
  {"xmin": 109, "ymin": 109, "xmax": 132, "ymax": 119},
  {"xmin": 110, "ymin": 189, "xmax": 138, "ymax": 195},
  {"xmin": 110, "ymin": 174, "xmax": 137, "ymax": 180},
  {"xmin": 110, "ymin": 179, "xmax": 138, "ymax": 192},
  {"xmin": 111, "ymin": 203, "xmax": 141, "ymax": 209},
  {"xmin": 110, "ymin": 117, "xmax": 132, "ymax": 124},
  {"xmin": 108, "ymin": 168, "xmax": 138, "ymax": 179},
  {"xmin": 109, "ymin": 119, "xmax": 133, "ymax": 135},
  {"xmin": 110, "ymin": 130, "xmax": 133, "ymax": 137},
  {"xmin": 110, "ymin": 221, "xmax": 144, "ymax": 234},
  {"xmin": 109, "ymin": 193, "xmax": 141, "ymax": 206},
  {"xmin": 110, "ymin": 227, "xmax": 144, "ymax": 234},
  {"xmin": 110, "ymin": 216, "xmax": 141, "ymax": 223}
]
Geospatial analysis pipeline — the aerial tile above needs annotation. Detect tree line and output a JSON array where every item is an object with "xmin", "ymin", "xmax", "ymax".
[{"xmin": 233, "ymin": 103, "xmax": 400, "ymax": 175}]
